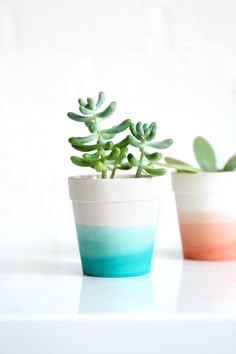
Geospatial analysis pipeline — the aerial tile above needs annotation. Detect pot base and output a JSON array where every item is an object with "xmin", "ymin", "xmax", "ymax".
[
  {"xmin": 76, "ymin": 224, "xmax": 155, "ymax": 278},
  {"xmin": 180, "ymin": 221, "xmax": 236, "ymax": 261},
  {"xmin": 81, "ymin": 248, "xmax": 153, "ymax": 277}
]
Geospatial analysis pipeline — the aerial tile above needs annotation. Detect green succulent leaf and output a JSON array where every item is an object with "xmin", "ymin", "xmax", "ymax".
[
  {"xmin": 128, "ymin": 136, "xmax": 142, "ymax": 148},
  {"xmin": 146, "ymin": 122, "xmax": 157, "ymax": 141},
  {"xmin": 71, "ymin": 144, "xmax": 97, "ymax": 152},
  {"xmin": 96, "ymin": 102, "xmax": 116, "ymax": 119},
  {"xmin": 193, "ymin": 136, "xmax": 217, "ymax": 172},
  {"xmin": 103, "ymin": 141, "xmax": 113, "ymax": 150},
  {"xmin": 117, "ymin": 163, "xmax": 133, "ymax": 170},
  {"xmin": 116, "ymin": 147, "xmax": 128, "ymax": 163},
  {"xmin": 144, "ymin": 151, "xmax": 162, "ymax": 162},
  {"xmin": 78, "ymin": 98, "xmax": 87, "ymax": 107},
  {"xmin": 79, "ymin": 105, "xmax": 94, "ymax": 115},
  {"xmin": 115, "ymin": 136, "xmax": 131, "ymax": 149},
  {"xmin": 68, "ymin": 134, "xmax": 97, "ymax": 146},
  {"xmin": 223, "ymin": 154, "xmax": 236, "ymax": 171},
  {"xmin": 96, "ymin": 91, "xmax": 105, "ymax": 109},
  {"xmin": 127, "ymin": 153, "xmax": 138, "ymax": 167},
  {"xmin": 106, "ymin": 147, "xmax": 121, "ymax": 161},
  {"xmin": 164, "ymin": 157, "xmax": 200, "ymax": 173},
  {"xmin": 71, "ymin": 156, "xmax": 90, "ymax": 167},
  {"xmin": 143, "ymin": 124, "xmax": 150, "ymax": 137},
  {"xmin": 83, "ymin": 152, "xmax": 101, "ymax": 162},
  {"xmin": 144, "ymin": 166, "xmax": 167, "ymax": 176},
  {"xmin": 102, "ymin": 119, "xmax": 131, "ymax": 135},
  {"xmin": 149, "ymin": 139, "xmax": 173, "ymax": 149},
  {"xmin": 67, "ymin": 112, "xmax": 92, "ymax": 123},
  {"xmin": 136, "ymin": 122, "xmax": 144, "ymax": 138},
  {"xmin": 103, "ymin": 133, "xmax": 116, "ymax": 140},
  {"xmin": 88, "ymin": 124, "xmax": 97, "ymax": 133},
  {"xmin": 94, "ymin": 161, "xmax": 106, "ymax": 172},
  {"xmin": 130, "ymin": 123, "xmax": 141, "ymax": 140},
  {"xmin": 87, "ymin": 98, "xmax": 96, "ymax": 110}
]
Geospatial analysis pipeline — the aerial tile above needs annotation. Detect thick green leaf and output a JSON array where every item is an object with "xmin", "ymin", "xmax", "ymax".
[
  {"xmin": 102, "ymin": 119, "xmax": 131, "ymax": 135},
  {"xmin": 96, "ymin": 91, "xmax": 105, "ymax": 109},
  {"xmin": 94, "ymin": 161, "xmax": 106, "ymax": 172},
  {"xmin": 117, "ymin": 163, "xmax": 133, "ymax": 170},
  {"xmin": 71, "ymin": 144, "xmax": 97, "ymax": 152},
  {"xmin": 68, "ymin": 134, "xmax": 97, "ymax": 146},
  {"xmin": 116, "ymin": 147, "xmax": 128, "ymax": 163},
  {"xmin": 193, "ymin": 136, "xmax": 217, "ymax": 172},
  {"xmin": 87, "ymin": 98, "xmax": 96, "ymax": 110},
  {"xmin": 136, "ymin": 122, "xmax": 144, "ymax": 138},
  {"xmin": 127, "ymin": 153, "xmax": 138, "ymax": 167},
  {"xmin": 164, "ymin": 157, "xmax": 201, "ymax": 173},
  {"xmin": 130, "ymin": 123, "xmax": 141, "ymax": 140},
  {"xmin": 96, "ymin": 102, "xmax": 116, "ymax": 118},
  {"xmin": 71, "ymin": 156, "xmax": 90, "ymax": 167},
  {"xmin": 149, "ymin": 139, "xmax": 173, "ymax": 149},
  {"xmin": 83, "ymin": 152, "xmax": 100, "ymax": 162},
  {"xmin": 223, "ymin": 154, "xmax": 236, "ymax": 171},
  {"xmin": 143, "ymin": 124, "xmax": 150, "ymax": 137},
  {"xmin": 146, "ymin": 122, "xmax": 157, "ymax": 141},
  {"xmin": 144, "ymin": 166, "xmax": 167, "ymax": 176},
  {"xmin": 115, "ymin": 136, "xmax": 131, "ymax": 149},
  {"xmin": 128, "ymin": 136, "xmax": 142, "ymax": 148},
  {"xmin": 103, "ymin": 133, "xmax": 116, "ymax": 140},
  {"xmin": 145, "ymin": 152, "xmax": 162, "ymax": 162},
  {"xmin": 105, "ymin": 147, "xmax": 121, "ymax": 161},
  {"xmin": 67, "ymin": 112, "xmax": 92, "ymax": 123},
  {"xmin": 79, "ymin": 106, "xmax": 94, "ymax": 115},
  {"xmin": 103, "ymin": 141, "xmax": 113, "ymax": 150},
  {"xmin": 78, "ymin": 98, "xmax": 87, "ymax": 107}
]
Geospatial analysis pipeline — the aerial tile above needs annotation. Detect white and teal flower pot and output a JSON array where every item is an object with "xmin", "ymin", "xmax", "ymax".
[{"xmin": 68, "ymin": 175, "xmax": 159, "ymax": 277}]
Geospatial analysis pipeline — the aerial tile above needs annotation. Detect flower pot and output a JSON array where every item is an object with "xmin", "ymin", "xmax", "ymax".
[
  {"xmin": 68, "ymin": 175, "xmax": 159, "ymax": 277},
  {"xmin": 171, "ymin": 172, "xmax": 236, "ymax": 261}
]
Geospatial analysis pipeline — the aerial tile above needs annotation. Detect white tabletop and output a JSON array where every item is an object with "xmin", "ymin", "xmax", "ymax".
[{"xmin": 0, "ymin": 240, "xmax": 236, "ymax": 354}]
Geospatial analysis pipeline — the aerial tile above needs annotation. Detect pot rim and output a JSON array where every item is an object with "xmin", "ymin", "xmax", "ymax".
[
  {"xmin": 68, "ymin": 174, "xmax": 161, "ymax": 202},
  {"xmin": 171, "ymin": 170, "xmax": 236, "ymax": 176},
  {"xmin": 68, "ymin": 174, "xmax": 154, "ymax": 181}
]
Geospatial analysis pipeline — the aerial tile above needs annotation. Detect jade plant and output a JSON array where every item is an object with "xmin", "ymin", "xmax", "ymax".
[
  {"xmin": 164, "ymin": 136, "xmax": 236, "ymax": 173},
  {"xmin": 67, "ymin": 91, "xmax": 173, "ymax": 178}
]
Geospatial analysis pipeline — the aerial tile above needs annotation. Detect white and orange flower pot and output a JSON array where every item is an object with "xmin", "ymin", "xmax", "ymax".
[{"xmin": 172, "ymin": 172, "xmax": 236, "ymax": 261}]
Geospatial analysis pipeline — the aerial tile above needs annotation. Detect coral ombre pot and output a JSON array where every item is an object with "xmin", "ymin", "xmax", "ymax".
[
  {"xmin": 172, "ymin": 172, "xmax": 236, "ymax": 261},
  {"xmin": 69, "ymin": 175, "xmax": 159, "ymax": 277}
]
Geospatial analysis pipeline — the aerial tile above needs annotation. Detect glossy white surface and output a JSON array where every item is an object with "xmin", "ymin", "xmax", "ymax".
[{"xmin": 0, "ymin": 240, "xmax": 236, "ymax": 354}]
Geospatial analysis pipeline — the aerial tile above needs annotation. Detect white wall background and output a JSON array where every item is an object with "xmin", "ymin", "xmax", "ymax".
[{"xmin": 0, "ymin": 0, "xmax": 236, "ymax": 250}]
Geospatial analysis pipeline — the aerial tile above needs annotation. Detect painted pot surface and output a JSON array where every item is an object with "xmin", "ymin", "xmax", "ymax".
[
  {"xmin": 69, "ymin": 175, "xmax": 159, "ymax": 277},
  {"xmin": 172, "ymin": 172, "xmax": 236, "ymax": 261}
]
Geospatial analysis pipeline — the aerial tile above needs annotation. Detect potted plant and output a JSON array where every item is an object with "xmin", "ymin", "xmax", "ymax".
[
  {"xmin": 67, "ymin": 91, "xmax": 173, "ymax": 277},
  {"xmin": 164, "ymin": 137, "xmax": 236, "ymax": 261}
]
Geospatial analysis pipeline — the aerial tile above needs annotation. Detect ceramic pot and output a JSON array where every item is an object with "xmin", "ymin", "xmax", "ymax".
[
  {"xmin": 69, "ymin": 175, "xmax": 159, "ymax": 277},
  {"xmin": 171, "ymin": 172, "xmax": 236, "ymax": 261}
]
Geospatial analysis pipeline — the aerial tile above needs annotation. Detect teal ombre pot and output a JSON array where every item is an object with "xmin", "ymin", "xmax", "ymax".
[{"xmin": 69, "ymin": 175, "xmax": 159, "ymax": 277}]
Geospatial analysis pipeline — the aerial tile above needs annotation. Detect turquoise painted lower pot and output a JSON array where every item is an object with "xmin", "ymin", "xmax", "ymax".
[
  {"xmin": 69, "ymin": 175, "xmax": 160, "ymax": 278},
  {"xmin": 76, "ymin": 224, "xmax": 156, "ymax": 277}
]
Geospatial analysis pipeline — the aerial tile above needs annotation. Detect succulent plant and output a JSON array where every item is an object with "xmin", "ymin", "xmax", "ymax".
[
  {"xmin": 164, "ymin": 136, "xmax": 236, "ymax": 173},
  {"xmin": 67, "ymin": 91, "xmax": 173, "ymax": 178}
]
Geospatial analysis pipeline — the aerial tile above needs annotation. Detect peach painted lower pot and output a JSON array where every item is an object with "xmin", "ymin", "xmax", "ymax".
[{"xmin": 171, "ymin": 172, "xmax": 236, "ymax": 261}]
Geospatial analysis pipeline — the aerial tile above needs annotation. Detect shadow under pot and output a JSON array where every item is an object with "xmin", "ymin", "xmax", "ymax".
[
  {"xmin": 68, "ymin": 175, "xmax": 159, "ymax": 277},
  {"xmin": 171, "ymin": 171, "xmax": 236, "ymax": 261}
]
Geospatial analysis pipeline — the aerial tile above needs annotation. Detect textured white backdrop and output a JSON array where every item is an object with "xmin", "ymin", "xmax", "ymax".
[{"xmin": 0, "ymin": 0, "xmax": 236, "ymax": 250}]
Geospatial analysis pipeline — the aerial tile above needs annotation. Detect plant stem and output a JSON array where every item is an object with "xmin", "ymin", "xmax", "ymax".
[
  {"xmin": 135, "ymin": 147, "xmax": 145, "ymax": 178},
  {"xmin": 110, "ymin": 166, "xmax": 117, "ymax": 179},
  {"xmin": 94, "ymin": 116, "xmax": 107, "ymax": 179}
]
